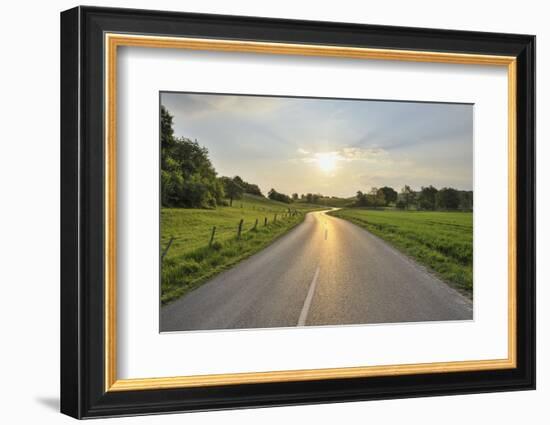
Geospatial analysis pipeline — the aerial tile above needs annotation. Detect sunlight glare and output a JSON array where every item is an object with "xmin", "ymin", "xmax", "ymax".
[{"xmin": 317, "ymin": 153, "xmax": 337, "ymax": 173}]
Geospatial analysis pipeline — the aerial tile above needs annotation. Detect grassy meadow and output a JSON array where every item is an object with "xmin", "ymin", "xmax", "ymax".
[
  {"xmin": 329, "ymin": 209, "xmax": 473, "ymax": 296},
  {"xmin": 161, "ymin": 194, "xmax": 321, "ymax": 304}
]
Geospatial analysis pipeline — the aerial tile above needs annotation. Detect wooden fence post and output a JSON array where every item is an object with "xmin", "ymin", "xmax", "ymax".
[
  {"xmin": 253, "ymin": 218, "xmax": 258, "ymax": 230},
  {"xmin": 209, "ymin": 226, "xmax": 216, "ymax": 247},
  {"xmin": 237, "ymin": 219, "xmax": 244, "ymax": 239},
  {"xmin": 161, "ymin": 237, "xmax": 174, "ymax": 261},
  {"xmin": 274, "ymin": 213, "xmax": 277, "ymax": 222},
  {"xmin": 264, "ymin": 217, "xmax": 267, "ymax": 226}
]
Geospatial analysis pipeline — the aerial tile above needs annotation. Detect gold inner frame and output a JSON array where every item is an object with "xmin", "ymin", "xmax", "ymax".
[{"xmin": 104, "ymin": 33, "xmax": 517, "ymax": 392}]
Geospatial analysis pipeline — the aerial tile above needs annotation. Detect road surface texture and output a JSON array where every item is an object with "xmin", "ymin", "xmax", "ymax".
[{"xmin": 161, "ymin": 210, "xmax": 472, "ymax": 331}]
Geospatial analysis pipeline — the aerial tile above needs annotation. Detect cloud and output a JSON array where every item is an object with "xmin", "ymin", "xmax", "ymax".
[
  {"xmin": 160, "ymin": 92, "xmax": 473, "ymax": 196},
  {"xmin": 161, "ymin": 93, "xmax": 284, "ymax": 120},
  {"xmin": 299, "ymin": 147, "xmax": 388, "ymax": 165},
  {"xmin": 340, "ymin": 147, "xmax": 387, "ymax": 161}
]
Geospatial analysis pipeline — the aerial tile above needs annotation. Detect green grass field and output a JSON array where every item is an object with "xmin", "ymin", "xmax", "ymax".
[
  {"xmin": 319, "ymin": 197, "xmax": 355, "ymax": 208},
  {"xmin": 328, "ymin": 209, "xmax": 473, "ymax": 296},
  {"xmin": 161, "ymin": 194, "xmax": 321, "ymax": 304}
]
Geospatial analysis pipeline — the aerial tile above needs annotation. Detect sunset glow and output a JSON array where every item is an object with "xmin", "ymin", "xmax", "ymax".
[
  {"xmin": 316, "ymin": 153, "xmax": 338, "ymax": 173},
  {"xmin": 161, "ymin": 93, "xmax": 473, "ymax": 197}
]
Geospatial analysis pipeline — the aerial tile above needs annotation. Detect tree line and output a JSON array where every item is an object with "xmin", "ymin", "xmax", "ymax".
[
  {"xmin": 161, "ymin": 106, "xmax": 341, "ymax": 209},
  {"xmin": 161, "ymin": 106, "xmax": 266, "ymax": 208},
  {"xmin": 355, "ymin": 185, "xmax": 472, "ymax": 211},
  {"xmin": 162, "ymin": 105, "xmax": 472, "ymax": 211},
  {"xmin": 162, "ymin": 106, "xmax": 294, "ymax": 208}
]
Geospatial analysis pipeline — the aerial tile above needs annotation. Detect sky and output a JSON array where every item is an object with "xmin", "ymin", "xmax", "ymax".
[{"xmin": 161, "ymin": 92, "xmax": 473, "ymax": 198}]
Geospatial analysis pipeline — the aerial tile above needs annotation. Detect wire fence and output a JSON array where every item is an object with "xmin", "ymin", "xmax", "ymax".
[{"xmin": 161, "ymin": 209, "xmax": 302, "ymax": 260}]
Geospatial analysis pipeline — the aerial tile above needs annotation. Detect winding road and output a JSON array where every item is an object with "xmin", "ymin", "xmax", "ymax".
[{"xmin": 160, "ymin": 210, "xmax": 472, "ymax": 332}]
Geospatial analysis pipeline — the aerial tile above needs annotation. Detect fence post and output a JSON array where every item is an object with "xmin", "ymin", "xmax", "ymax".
[
  {"xmin": 161, "ymin": 237, "xmax": 174, "ymax": 261},
  {"xmin": 253, "ymin": 218, "xmax": 258, "ymax": 230},
  {"xmin": 264, "ymin": 217, "xmax": 267, "ymax": 226},
  {"xmin": 209, "ymin": 226, "xmax": 216, "ymax": 247},
  {"xmin": 237, "ymin": 219, "xmax": 244, "ymax": 239},
  {"xmin": 274, "ymin": 213, "xmax": 277, "ymax": 222}
]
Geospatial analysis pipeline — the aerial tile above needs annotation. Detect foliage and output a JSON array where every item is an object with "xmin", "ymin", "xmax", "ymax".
[
  {"xmin": 219, "ymin": 176, "xmax": 244, "ymax": 206},
  {"xmin": 378, "ymin": 186, "xmax": 398, "ymax": 205},
  {"xmin": 436, "ymin": 187, "xmax": 461, "ymax": 210},
  {"xmin": 161, "ymin": 106, "xmax": 224, "ymax": 208},
  {"xmin": 400, "ymin": 185, "xmax": 416, "ymax": 210},
  {"xmin": 369, "ymin": 187, "xmax": 386, "ymax": 207},
  {"xmin": 318, "ymin": 196, "xmax": 355, "ymax": 208},
  {"xmin": 353, "ymin": 184, "xmax": 471, "ymax": 212},
  {"xmin": 161, "ymin": 106, "xmax": 269, "ymax": 209},
  {"xmin": 355, "ymin": 190, "xmax": 369, "ymax": 207},
  {"xmin": 298, "ymin": 193, "xmax": 352, "ymax": 207},
  {"xmin": 268, "ymin": 188, "xmax": 292, "ymax": 203},
  {"xmin": 301, "ymin": 193, "xmax": 321, "ymax": 204},
  {"xmin": 418, "ymin": 185, "xmax": 438, "ymax": 210},
  {"xmin": 233, "ymin": 175, "xmax": 263, "ymax": 197},
  {"xmin": 459, "ymin": 191, "xmax": 474, "ymax": 211}
]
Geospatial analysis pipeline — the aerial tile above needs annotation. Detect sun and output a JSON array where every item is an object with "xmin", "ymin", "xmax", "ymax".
[{"xmin": 316, "ymin": 153, "xmax": 337, "ymax": 173}]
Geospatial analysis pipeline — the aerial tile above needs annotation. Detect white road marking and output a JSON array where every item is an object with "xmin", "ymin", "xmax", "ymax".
[{"xmin": 297, "ymin": 266, "xmax": 320, "ymax": 326}]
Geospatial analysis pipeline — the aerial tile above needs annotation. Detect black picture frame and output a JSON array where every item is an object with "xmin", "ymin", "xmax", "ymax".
[{"xmin": 60, "ymin": 5, "xmax": 535, "ymax": 419}]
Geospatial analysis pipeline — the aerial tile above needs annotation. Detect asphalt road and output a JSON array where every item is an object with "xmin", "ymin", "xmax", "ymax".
[{"xmin": 161, "ymin": 210, "xmax": 473, "ymax": 332}]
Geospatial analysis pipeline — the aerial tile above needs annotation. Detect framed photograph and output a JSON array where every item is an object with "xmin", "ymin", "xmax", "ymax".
[{"xmin": 60, "ymin": 6, "xmax": 535, "ymax": 419}]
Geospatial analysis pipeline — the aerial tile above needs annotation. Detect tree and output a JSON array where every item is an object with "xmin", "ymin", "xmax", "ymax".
[
  {"xmin": 161, "ymin": 106, "xmax": 176, "ymax": 167},
  {"xmin": 459, "ymin": 191, "xmax": 473, "ymax": 211},
  {"xmin": 376, "ymin": 190, "xmax": 386, "ymax": 207},
  {"xmin": 418, "ymin": 185, "xmax": 438, "ymax": 210},
  {"xmin": 160, "ymin": 106, "xmax": 225, "ymax": 208},
  {"xmin": 233, "ymin": 175, "xmax": 263, "ymax": 197},
  {"xmin": 436, "ymin": 187, "xmax": 460, "ymax": 210},
  {"xmin": 220, "ymin": 177, "xmax": 244, "ymax": 206},
  {"xmin": 355, "ymin": 190, "xmax": 370, "ymax": 207},
  {"xmin": 292, "ymin": 193, "xmax": 299, "ymax": 201},
  {"xmin": 368, "ymin": 187, "xmax": 385, "ymax": 208},
  {"xmin": 355, "ymin": 191, "xmax": 367, "ymax": 207},
  {"xmin": 378, "ymin": 186, "xmax": 398, "ymax": 206},
  {"xmin": 368, "ymin": 187, "xmax": 378, "ymax": 206},
  {"xmin": 400, "ymin": 185, "xmax": 415, "ymax": 210},
  {"xmin": 268, "ymin": 188, "xmax": 292, "ymax": 203}
]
